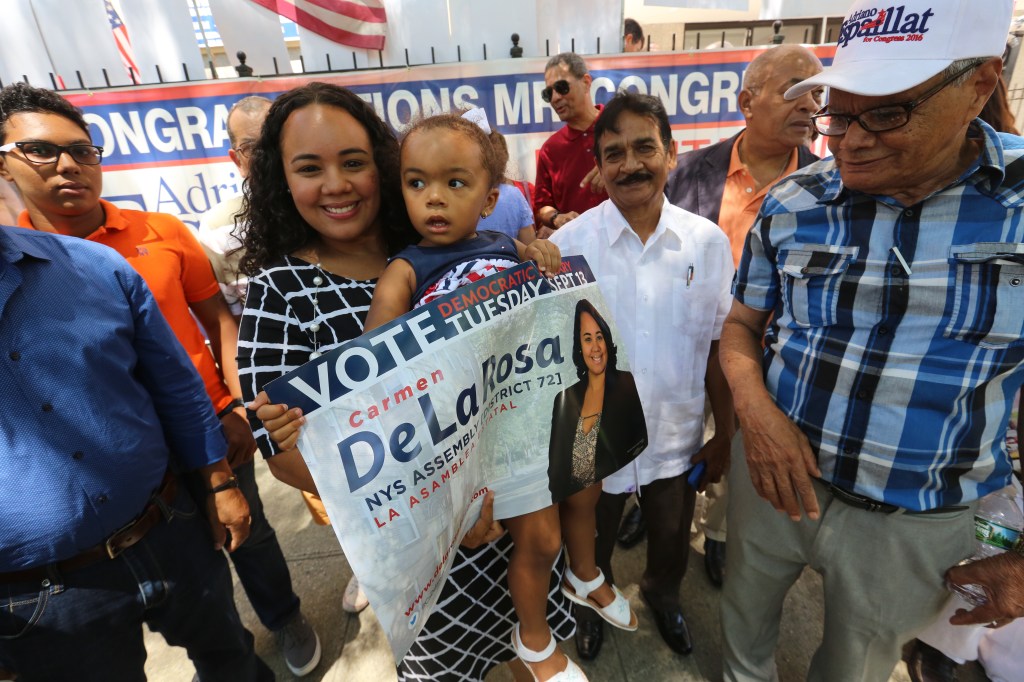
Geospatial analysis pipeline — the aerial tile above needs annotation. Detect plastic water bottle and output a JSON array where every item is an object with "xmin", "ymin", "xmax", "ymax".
[{"xmin": 948, "ymin": 486, "xmax": 1023, "ymax": 605}]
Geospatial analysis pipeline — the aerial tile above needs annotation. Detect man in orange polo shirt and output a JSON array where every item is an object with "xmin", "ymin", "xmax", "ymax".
[
  {"xmin": 665, "ymin": 44, "xmax": 823, "ymax": 589},
  {"xmin": 0, "ymin": 83, "xmax": 321, "ymax": 677}
]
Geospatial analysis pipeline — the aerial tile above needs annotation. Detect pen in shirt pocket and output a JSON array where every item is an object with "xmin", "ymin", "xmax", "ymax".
[{"xmin": 687, "ymin": 263, "xmax": 695, "ymax": 288}]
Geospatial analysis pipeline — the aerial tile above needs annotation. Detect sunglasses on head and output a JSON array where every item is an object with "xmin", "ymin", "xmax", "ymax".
[{"xmin": 541, "ymin": 80, "xmax": 571, "ymax": 103}]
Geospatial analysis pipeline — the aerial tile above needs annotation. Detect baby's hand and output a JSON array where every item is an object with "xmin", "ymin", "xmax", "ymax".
[
  {"xmin": 460, "ymin": 491, "xmax": 505, "ymax": 549},
  {"xmin": 249, "ymin": 391, "xmax": 305, "ymax": 451},
  {"xmin": 525, "ymin": 239, "xmax": 561, "ymax": 276}
]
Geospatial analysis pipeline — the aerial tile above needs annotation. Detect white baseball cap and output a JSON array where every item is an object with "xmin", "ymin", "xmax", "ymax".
[{"xmin": 786, "ymin": 0, "xmax": 1013, "ymax": 99}]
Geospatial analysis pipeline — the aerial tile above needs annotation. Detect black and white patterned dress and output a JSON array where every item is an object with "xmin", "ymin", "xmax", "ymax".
[{"xmin": 237, "ymin": 254, "xmax": 574, "ymax": 681}]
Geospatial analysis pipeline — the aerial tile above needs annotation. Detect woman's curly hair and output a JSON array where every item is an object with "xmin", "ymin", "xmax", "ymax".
[{"xmin": 237, "ymin": 82, "xmax": 415, "ymax": 276}]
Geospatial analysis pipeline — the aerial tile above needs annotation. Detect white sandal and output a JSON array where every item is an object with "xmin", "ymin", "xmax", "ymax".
[
  {"xmin": 561, "ymin": 567, "xmax": 638, "ymax": 631},
  {"xmin": 511, "ymin": 623, "xmax": 588, "ymax": 682}
]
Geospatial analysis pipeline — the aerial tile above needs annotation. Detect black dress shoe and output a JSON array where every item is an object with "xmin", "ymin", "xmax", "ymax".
[
  {"xmin": 641, "ymin": 591, "xmax": 693, "ymax": 655},
  {"xmin": 616, "ymin": 504, "xmax": 646, "ymax": 548},
  {"xmin": 907, "ymin": 639, "xmax": 959, "ymax": 682},
  {"xmin": 574, "ymin": 607, "xmax": 604, "ymax": 660},
  {"xmin": 703, "ymin": 538, "xmax": 726, "ymax": 588}
]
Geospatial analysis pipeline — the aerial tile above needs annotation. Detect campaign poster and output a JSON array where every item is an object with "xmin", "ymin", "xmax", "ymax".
[{"xmin": 265, "ymin": 256, "xmax": 645, "ymax": 660}]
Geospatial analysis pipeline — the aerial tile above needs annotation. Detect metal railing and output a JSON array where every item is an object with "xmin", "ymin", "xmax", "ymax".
[{"xmin": 2, "ymin": 16, "xmax": 846, "ymax": 93}]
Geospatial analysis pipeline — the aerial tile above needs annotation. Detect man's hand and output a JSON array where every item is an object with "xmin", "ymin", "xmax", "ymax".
[
  {"xmin": 220, "ymin": 408, "xmax": 256, "ymax": 468},
  {"xmin": 580, "ymin": 165, "xmax": 606, "ymax": 195},
  {"xmin": 946, "ymin": 552, "xmax": 1024, "ymax": 628},
  {"xmin": 524, "ymin": 239, "xmax": 562, "ymax": 276},
  {"xmin": 206, "ymin": 486, "xmax": 251, "ymax": 552},
  {"xmin": 249, "ymin": 391, "xmax": 305, "ymax": 451},
  {"xmin": 553, "ymin": 211, "xmax": 579, "ymax": 229},
  {"xmin": 690, "ymin": 433, "xmax": 730, "ymax": 492},
  {"xmin": 536, "ymin": 211, "xmax": 581, "ymax": 239},
  {"xmin": 739, "ymin": 403, "xmax": 821, "ymax": 521},
  {"xmin": 460, "ymin": 491, "xmax": 505, "ymax": 549}
]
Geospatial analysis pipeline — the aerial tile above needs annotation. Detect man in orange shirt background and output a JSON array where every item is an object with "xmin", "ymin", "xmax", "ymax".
[
  {"xmin": 664, "ymin": 45, "xmax": 823, "ymax": 589},
  {"xmin": 0, "ymin": 83, "xmax": 321, "ymax": 678}
]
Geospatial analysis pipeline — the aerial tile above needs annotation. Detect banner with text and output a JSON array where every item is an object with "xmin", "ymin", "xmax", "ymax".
[
  {"xmin": 265, "ymin": 256, "xmax": 644, "ymax": 660},
  {"xmin": 60, "ymin": 46, "xmax": 834, "ymax": 229}
]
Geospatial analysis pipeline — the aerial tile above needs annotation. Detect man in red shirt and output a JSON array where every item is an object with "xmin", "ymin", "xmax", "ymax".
[
  {"xmin": 0, "ymin": 83, "xmax": 321, "ymax": 677},
  {"xmin": 533, "ymin": 52, "xmax": 607, "ymax": 238}
]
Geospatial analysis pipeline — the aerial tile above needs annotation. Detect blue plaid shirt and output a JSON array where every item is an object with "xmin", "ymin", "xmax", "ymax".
[{"xmin": 735, "ymin": 120, "xmax": 1024, "ymax": 511}]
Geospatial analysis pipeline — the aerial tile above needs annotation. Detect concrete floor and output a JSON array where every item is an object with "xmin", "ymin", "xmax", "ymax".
[{"xmin": 143, "ymin": 462, "xmax": 990, "ymax": 681}]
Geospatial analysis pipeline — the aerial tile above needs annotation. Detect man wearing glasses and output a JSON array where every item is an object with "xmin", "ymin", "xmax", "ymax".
[
  {"xmin": 718, "ymin": 0, "xmax": 1024, "ymax": 679},
  {"xmin": 533, "ymin": 52, "xmax": 607, "ymax": 239},
  {"xmin": 198, "ymin": 96, "xmax": 271, "ymax": 319},
  {"xmin": 0, "ymin": 84, "xmax": 321, "ymax": 677}
]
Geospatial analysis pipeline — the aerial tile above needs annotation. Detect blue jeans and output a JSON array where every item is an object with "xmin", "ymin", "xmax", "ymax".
[
  {"xmin": 0, "ymin": 487, "xmax": 274, "ymax": 682},
  {"xmin": 230, "ymin": 460, "xmax": 301, "ymax": 632}
]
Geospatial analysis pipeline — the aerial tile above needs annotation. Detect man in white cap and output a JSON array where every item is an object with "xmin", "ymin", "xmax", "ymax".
[{"xmin": 718, "ymin": 0, "xmax": 1024, "ymax": 679}]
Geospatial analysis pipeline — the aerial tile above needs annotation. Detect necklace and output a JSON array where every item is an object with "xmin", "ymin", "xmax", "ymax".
[{"xmin": 306, "ymin": 252, "xmax": 328, "ymax": 361}]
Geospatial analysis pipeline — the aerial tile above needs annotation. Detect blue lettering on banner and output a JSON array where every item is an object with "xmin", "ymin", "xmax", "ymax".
[{"xmin": 78, "ymin": 61, "xmax": 812, "ymax": 168}]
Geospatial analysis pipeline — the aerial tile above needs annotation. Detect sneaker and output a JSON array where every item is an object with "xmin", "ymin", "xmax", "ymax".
[
  {"xmin": 275, "ymin": 611, "xmax": 321, "ymax": 677},
  {"xmin": 342, "ymin": 575, "xmax": 369, "ymax": 613}
]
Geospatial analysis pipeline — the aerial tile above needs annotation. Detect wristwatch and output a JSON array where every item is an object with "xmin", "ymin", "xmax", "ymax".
[
  {"xmin": 208, "ymin": 476, "xmax": 240, "ymax": 495},
  {"xmin": 217, "ymin": 398, "xmax": 245, "ymax": 419},
  {"xmin": 549, "ymin": 210, "xmax": 560, "ymax": 229}
]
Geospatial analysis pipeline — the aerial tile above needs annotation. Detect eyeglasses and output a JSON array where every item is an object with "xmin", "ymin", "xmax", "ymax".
[
  {"xmin": 810, "ymin": 63, "xmax": 978, "ymax": 137},
  {"xmin": 541, "ymin": 79, "xmax": 572, "ymax": 103},
  {"xmin": 0, "ymin": 141, "xmax": 104, "ymax": 165},
  {"xmin": 234, "ymin": 141, "xmax": 256, "ymax": 159}
]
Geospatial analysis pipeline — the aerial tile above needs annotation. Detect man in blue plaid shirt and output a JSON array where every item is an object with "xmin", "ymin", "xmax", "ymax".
[{"xmin": 718, "ymin": 0, "xmax": 1024, "ymax": 679}]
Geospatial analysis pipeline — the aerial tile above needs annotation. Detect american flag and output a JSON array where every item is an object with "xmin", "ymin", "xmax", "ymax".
[
  {"xmin": 249, "ymin": 0, "xmax": 387, "ymax": 50},
  {"xmin": 105, "ymin": 0, "xmax": 140, "ymax": 81}
]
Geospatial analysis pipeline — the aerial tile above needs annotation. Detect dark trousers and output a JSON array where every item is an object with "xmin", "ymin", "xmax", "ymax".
[
  {"xmin": 592, "ymin": 472, "xmax": 697, "ymax": 611},
  {"xmin": 230, "ymin": 460, "xmax": 301, "ymax": 632},
  {"xmin": 0, "ymin": 487, "xmax": 274, "ymax": 682}
]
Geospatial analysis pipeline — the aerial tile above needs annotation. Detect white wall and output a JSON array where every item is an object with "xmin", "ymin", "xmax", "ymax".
[
  {"xmin": 626, "ymin": 0, "xmax": 757, "ymax": 25},
  {"xmin": 0, "ymin": 0, "xmax": 56, "ymax": 87},
  {"xmin": 121, "ymin": 0, "xmax": 206, "ymax": 83}
]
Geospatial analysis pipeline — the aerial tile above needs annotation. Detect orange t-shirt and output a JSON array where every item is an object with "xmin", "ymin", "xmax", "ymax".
[
  {"xmin": 19, "ymin": 200, "xmax": 232, "ymax": 412},
  {"xmin": 718, "ymin": 132, "xmax": 799, "ymax": 268}
]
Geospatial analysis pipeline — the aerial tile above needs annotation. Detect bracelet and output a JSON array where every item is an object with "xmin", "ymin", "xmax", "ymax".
[
  {"xmin": 549, "ymin": 210, "xmax": 560, "ymax": 228},
  {"xmin": 208, "ymin": 476, "xmax": 239, "ymax": 494},
  {"xmin": 217, "ymin": 398, "xmax": 245, "ymax": 419}
]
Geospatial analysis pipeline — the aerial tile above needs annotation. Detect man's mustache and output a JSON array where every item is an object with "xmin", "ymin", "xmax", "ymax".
[{"xmin": 616, "ymin": 171, "xmax": 653, "ymax": 185}]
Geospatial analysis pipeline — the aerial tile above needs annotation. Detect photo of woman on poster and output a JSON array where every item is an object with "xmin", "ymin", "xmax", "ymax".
[
  {"xmin": 548, "ymin": 299, "xmax": 647, "ymax": 501},
  {"xmin": 547, "ymin": 297, "xmax": 646, "ymax": 632}
]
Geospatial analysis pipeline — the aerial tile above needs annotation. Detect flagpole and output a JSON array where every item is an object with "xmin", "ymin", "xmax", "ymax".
[
  {"xmin": 190, "ymin": 0, "xmax": 219, "ymax": 76},
  {"xmin": 27, "ymin": 0, "xmax": 64, "ymax": 88}
]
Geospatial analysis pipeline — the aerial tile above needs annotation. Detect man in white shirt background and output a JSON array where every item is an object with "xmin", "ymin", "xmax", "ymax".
[
  {"xmin": 550, "ymin": 90, "xmax": 734, "ymax": 661},
  {"xmin": 198, "ymin": 95, "xmax": 271, "ymax": 318}
]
